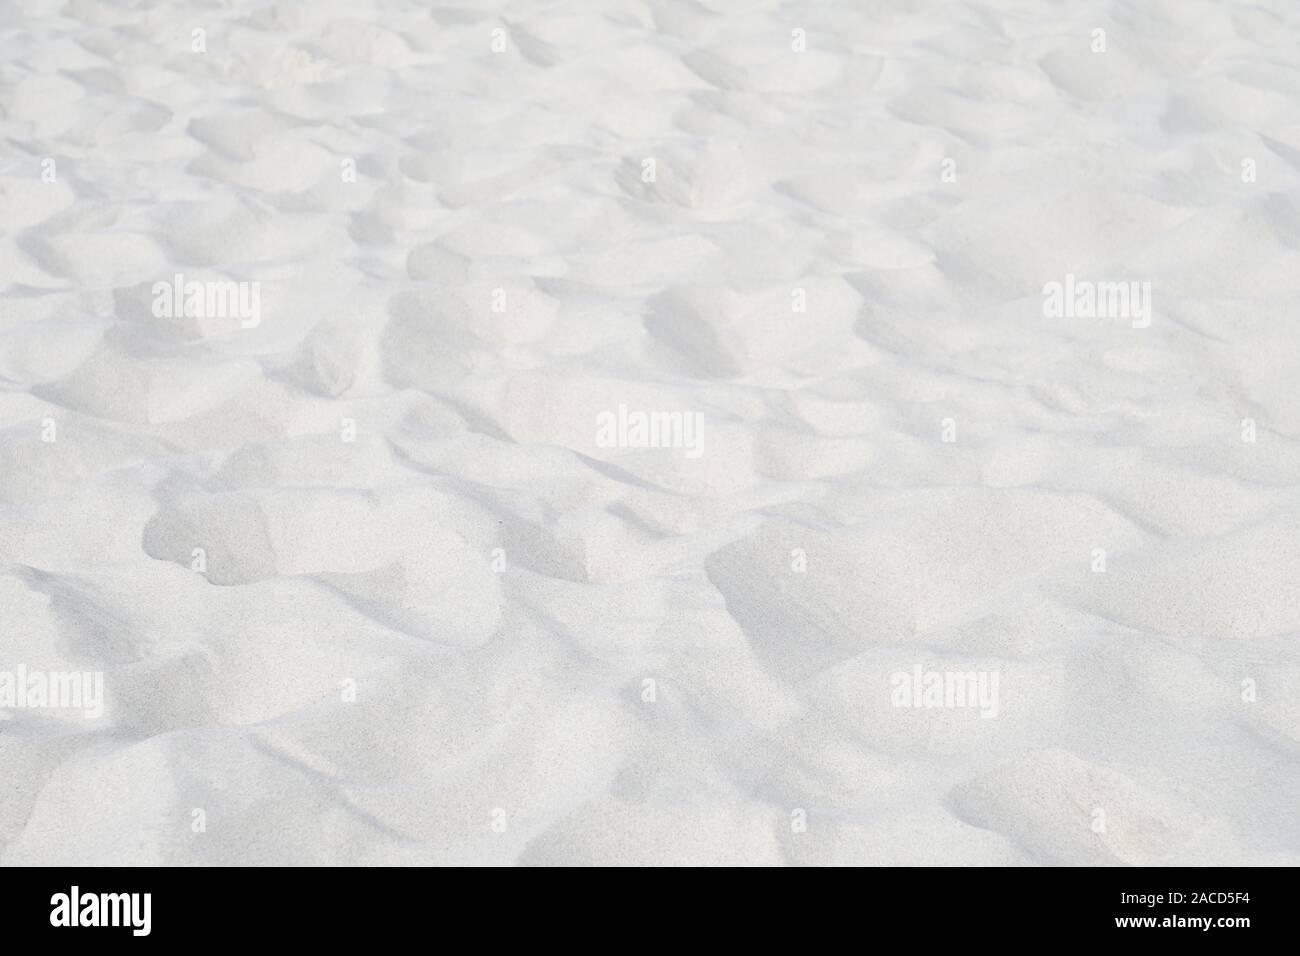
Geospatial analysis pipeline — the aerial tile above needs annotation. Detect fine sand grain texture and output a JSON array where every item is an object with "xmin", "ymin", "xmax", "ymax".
[{"xmin": 1, "ymin": 0, "xmax": 1299, "ymax": 866}]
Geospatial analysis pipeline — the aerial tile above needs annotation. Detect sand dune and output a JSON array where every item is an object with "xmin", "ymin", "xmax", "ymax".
[{"xmin": 1, "ymin": 0, "xmax": 1298, "ymax": 866}]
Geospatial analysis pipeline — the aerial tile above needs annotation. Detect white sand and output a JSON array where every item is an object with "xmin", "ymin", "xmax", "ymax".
[{"xmin": 2, "ymin": 0, "xmax": 1299, "ymax": 866}]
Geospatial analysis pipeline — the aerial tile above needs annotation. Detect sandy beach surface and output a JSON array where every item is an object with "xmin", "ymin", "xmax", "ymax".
[{"xmin": 2, "ymin": 0, "xmax": 1299, "ymax": 865}]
